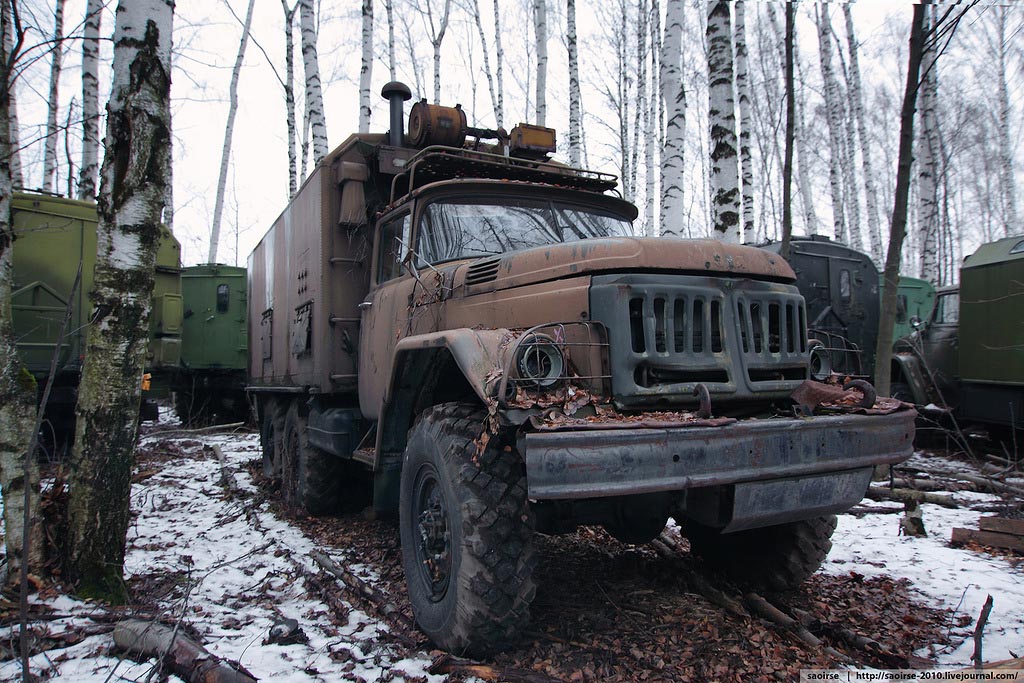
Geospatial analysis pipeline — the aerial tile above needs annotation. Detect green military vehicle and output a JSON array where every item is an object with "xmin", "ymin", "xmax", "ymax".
[
  {"xmin": 248, "ymin": 83, "xmax": 916, "ymax": 654},
  {"xmin": 890, "ymin": 276, "xmax": 936, "ymax": 343},
  {"xmin": 10, "ymin": 191, "xmax": 182, "ymax": 438},
  {"xmin": 174, "ymin": 263, "xmax": 248, "ymax": 425},
  {"xmin": 894, "ymin": 235, "xmax": 1024, "ymax": 433}
]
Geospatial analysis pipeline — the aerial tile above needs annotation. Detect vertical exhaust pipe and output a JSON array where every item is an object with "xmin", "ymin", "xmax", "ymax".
[{"xmin": 380, "ymin": 81, "xmax": 412, "ymax": 147}]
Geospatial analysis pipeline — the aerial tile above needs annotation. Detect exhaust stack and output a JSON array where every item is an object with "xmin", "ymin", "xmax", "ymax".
[{"xmin": 380, "ymin": 81, "xmax": 412, "ymax": 147}]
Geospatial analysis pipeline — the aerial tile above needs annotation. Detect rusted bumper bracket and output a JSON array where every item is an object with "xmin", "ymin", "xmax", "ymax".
[{"xmin": 520, "ymin": 410, "xmax": 916, "ymax": 503}]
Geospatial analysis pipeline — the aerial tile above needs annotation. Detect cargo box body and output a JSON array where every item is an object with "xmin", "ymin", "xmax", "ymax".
[{"xmin": 248, "ymin": 136, "xmax": 380, "ymax": 396}]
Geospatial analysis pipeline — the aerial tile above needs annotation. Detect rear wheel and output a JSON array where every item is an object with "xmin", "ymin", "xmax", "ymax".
[
  {"xmin": 399, "ymin": 403, "xmax": 536, "ymax": 655},
  {"xmin": 260, "ymin": 399, "xmax": 285, "ymax": 479},
  {"xmin": 685, "ymin": 515, "xmax": 837, "ymax": 591},
  {"xmin": 281, "ymin": 401, "xmax": 343, "ymax": 514}
]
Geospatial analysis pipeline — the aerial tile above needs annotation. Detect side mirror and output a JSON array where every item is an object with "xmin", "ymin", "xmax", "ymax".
[{"xmin": 909, "ymin": 315, "xmax": 923, "ymax": 330}]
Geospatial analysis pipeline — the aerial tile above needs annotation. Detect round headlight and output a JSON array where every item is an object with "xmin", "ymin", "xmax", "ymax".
[
  {"xmin": 516, "ymin": 335, "xmax": 564, "ymax": 387},
  {"xmin": 808, "ymin": 341, "xmax": 831, "ymax": 381}
]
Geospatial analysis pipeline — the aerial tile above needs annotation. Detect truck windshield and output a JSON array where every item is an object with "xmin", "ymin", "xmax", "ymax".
[{"xmin": 418, "ymin": 198, "xmax": 634, "ymax": 264}]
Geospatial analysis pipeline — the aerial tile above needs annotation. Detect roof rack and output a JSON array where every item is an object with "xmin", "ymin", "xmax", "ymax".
[{"xmin": 388, "ymin": 145, "xmax": 620, "ymax": 203}]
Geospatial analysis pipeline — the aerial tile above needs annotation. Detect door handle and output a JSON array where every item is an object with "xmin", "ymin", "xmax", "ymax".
[{"xmin": 358, "ymin": 300, "xmax": 373, "ymax": 310}]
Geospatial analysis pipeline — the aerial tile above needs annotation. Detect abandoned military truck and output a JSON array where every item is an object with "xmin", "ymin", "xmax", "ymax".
[{"xmin": 248, "ymin": 83, "xmax": 916, "ymax": 655}]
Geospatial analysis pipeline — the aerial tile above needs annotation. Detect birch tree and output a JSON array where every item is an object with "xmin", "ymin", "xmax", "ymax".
[
  {"xmin": 644, "ymin": 0, "xmax": 660, "ymax": 235},
  {"xmin": 78, "ymin": 0, "xmax": 101, "ymax": 198},
  {"xmin": 282, "ymin": 0, "xmax": 298, "ymax": 198},
  {"xmin": 659, "ymin": 0, "xmax": 685, "ymax": 238},
  {"xmin": 0, "ymin": 0, "xmax": 42, "ymax": 588},
  {"xmin": 41, "ymin": 0, "xmax": 65, "ymax": 193},
  {"xmin": 566, "ymin": 0, "xmax": 581, "ymax": 166},
  {"xmin": 816, "ymin": 3, "xmax": 847, "ymax": 244},
  {"xmin": 3, "ymin": 8, "xmax": 20, "ymax": 188},
  {"xmin": 843, "ymin": 2, "xmax": 883, "ymax": 263},
  {"xmin": 734, "ymin": 0, "xmax": 754, "ymax": 243},
  {"xmin": 208, "ymin": 0, "xmax": 256, "ymax": 265},
  {"xmin": 412, "ymin": 0, "xmax": 452, "ymax": 104},
  {"xmin": 299, "ymin": 0, "xmax": 328, "ymax": 164},
  {"xmin": 359, "ymin": 0, "xmax": 372, "ymax": 133},
  {"xmin": 917, "ymin": 3, "xmax": 940, "ymax": 282},
  {"xmin": 779, "ymin": 0, "xmax": 795, "ymax": 259},
  {"xmin": 492, "ymin": 0, "xmax": 504, "ymax": 128},
  {"xmin": 534, "ymin": 0, "xmax": 547, "ymax": 125},
  {"xmin": 707, "ymin": 0, "xmax": 739, "ymax": 242},
  {"xmin": 630, "ymin": 0, "xmax": 648, "ymax": 223},
  {"xmin": 385, "ymin": 0, "xmax": 395, "ymax": 80},
  {"xmin": 875, "ymin": 2, "xmax": 926, "ymax": 398},
  {"xmin": 67, "ymin": 0, "xmax": 174, "ymax": 599},
  {"xmin": 991, "ymin": 6, "xmax": 1018, "ymax": 237}
]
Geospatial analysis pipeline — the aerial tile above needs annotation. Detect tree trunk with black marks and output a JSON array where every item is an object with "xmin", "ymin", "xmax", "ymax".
[
  {"xmin": 533, "ymin": 0, "xmax": 547, "ymax": 126},
  {"xmin": 734, "ymin": 0, "xmax": 754, "ymax": 244},
  {"xmin": 707, "ymin": 0, "xmax": 739, "ymax": 243},
  {"xmin": 816, "ymin": 2, "xmax": 847, "ymax": 244},
  {"xmin": 42, "ymin": 0, "xmax": 67, "ymax": 193},
  {"xmin": 566, "ymin": 0, "xmax": 581, "ymax": 167},
  {"xmin": 79, "ymin": 0, "xmax": 102, "ymax": 198},
  {"xmin": 659, "ymin": 0, "xmax": 686, "ymax": 238},
  {"xmin": 359, "ymin": 0, "xmax": 373, "ymax": 133},
  {"xmin": 67, "ymin": 0, "xmax": 174, "ymax": 602},
  {"xmin": 281, "ymin": 0, "xmax": 298, "ymax": 199},
  {"xmin": 299, "ymin": 0, "xmax": 328, "ymax": 164}
]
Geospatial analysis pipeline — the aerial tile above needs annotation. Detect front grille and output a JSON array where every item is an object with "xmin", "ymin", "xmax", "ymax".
[{"xmin": 590, "ymin": 274, "xmax": 809, "ymax": 407}]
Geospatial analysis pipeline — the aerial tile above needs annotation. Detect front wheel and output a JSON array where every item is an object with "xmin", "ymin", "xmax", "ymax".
[
  {"xmin": 685, "ymin": 515, "xmax": 837, "ymax": 591},
  {"xmin": 399, "ymin": 403, "xmax": 536, "ymax": 656}
]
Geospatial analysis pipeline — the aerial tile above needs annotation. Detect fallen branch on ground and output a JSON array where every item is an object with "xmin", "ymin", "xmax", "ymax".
[
  {"xmin": 427, "ymin": 652, "xmax": 564, "ymax": 682},
  {"xmin": 971, "ymin": 595, "xmax": 994, "ymax": 669},
  {"xmin": 865, "ymin": 486, "xmax": 959, "ymax": 509},
  {"xmin": 744, "ymin": 592, "xmax": 850, "ymax": 663},
  {"xmin": 650, "ymin": 535, "xmax": 748, "ymax": 618},
  {"xmin": 113, "ymin": 619, "xmax": 256, "ymax": 683},
  {"xmin": 146, "ymin": 422, "xmax": 247, "ymax": 438},
  {"xmin": 310, "ymin": 549, "xmax": 418, "ymax": 637}
]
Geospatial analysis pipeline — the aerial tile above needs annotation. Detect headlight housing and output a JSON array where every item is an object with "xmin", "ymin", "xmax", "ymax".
[{"xmin": 516, "ymin": 334, "xmax": 564, "ymax": 388}]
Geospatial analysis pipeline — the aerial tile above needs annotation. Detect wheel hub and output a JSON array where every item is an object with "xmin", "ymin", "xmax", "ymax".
[{"xmin": 414, "ymin": 473, "xmax": 451, "ymax": 600}]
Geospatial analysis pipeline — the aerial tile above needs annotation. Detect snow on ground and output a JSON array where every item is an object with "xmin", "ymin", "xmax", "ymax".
[
  {"xmin": 0, "ymin": 424, "xmax": 448, "ymax": 683},
  {"xmin": 827, "ymin": 452, "xmax": 1024, "ymax": 666},
  {"xmin": 1, "ymin": 425, "xmax": 1022, "ymax": 679}
]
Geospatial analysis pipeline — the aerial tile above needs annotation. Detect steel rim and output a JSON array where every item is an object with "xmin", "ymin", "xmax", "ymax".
[{"xmin": 412, "ymin": 464, "xmax": 452, "ymax": 602}]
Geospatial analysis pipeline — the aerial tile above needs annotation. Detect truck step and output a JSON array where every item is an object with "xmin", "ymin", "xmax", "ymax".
[{"xmin": 352, "ymin": 447, "xmax": 376, "ymax": 466}]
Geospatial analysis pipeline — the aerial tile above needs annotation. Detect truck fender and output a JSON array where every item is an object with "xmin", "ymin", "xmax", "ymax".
[
  {"xmin": 890, "ymin": 352, "xmax": 931, "ymax": 405},
  {"xmin": 372, "ymin": 329, "xmax": 514, "ymax": 513}
]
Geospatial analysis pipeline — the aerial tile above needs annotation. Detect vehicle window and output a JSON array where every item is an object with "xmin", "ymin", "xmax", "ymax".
[
  {"xmin": 839, "ymin": 269, "xmax": 851, "ymax": 302},
  {"xmin": 216, "ymin": 284, "xmax": 230, "ymax": 313},
  {"xmin": 1010, "ymin": 239, "xmax": 1024, "ymax": 255},
  {"xmin": 377, "ymin": 213, "xmax": 411, "ymax": 283},
  {"xmin": 418, "ymin": 198, "xmax": 634, "ymax": 264},
  {"xmin": 934, "ymin": 292, "xmax": 959, "ymax": 324}
]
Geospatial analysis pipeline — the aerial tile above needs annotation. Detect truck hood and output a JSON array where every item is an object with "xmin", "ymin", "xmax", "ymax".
[{"xmin": 453, "ymin": 237, "xmax": 796, "ymax": 293}]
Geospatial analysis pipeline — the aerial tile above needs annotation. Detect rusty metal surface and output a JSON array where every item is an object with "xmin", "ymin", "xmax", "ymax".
[
  {"xmin": 725, "ymin": 468, "xmax": 873, "ymax": 532},
  {"xmin": 520, "ymin": 409, "xmax": 916, "ymax": 500},
  {"xmin": 451, "ymin": 236, "xmax": 795, "ymax": 295}
]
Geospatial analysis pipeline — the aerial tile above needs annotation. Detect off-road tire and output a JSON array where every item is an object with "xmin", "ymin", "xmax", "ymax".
[
  {"xmin": 399, "ymin": 403, "xmax": 536, "ymax": 656},
  {"xmin": 282, "ymin": 401, "xmax": 343, "ymax": 514},
  {"xmin": 260, "ymin": 399, "xmax": 285, "ymax": 479},
  {"xmin": 686, "ymin": 515, "xmax": 838, "ymax": 591}
]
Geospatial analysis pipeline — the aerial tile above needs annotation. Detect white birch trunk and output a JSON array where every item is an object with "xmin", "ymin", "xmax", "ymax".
[
  {"xmin": 917, "ymin": 4, "xmax": 940, "ymax": 281},
  {"xmin": 385, "ymin": 0, "xmax": 395, "ymax": 80},
  {"xmin": 429, "ymin": 0, "xmax": 453, "ymax": 104},
  {"xmin": 734, "ymin": 0, "xmax": 754, "ymax": 243},
  {"xmin": 0, "ymin": 1, "xmax": 42, "ymax": 584},
  {"xmin": 707, "ymin": 0, "xmax": 740, "ymax": 243},
  {"xmin": 630, "ymin": 0, "xmax": 648, "ymax": 215},
  {"xmin": 282, "ymin": 0, "xmax": 298, "ymax": 198},
  {"xmin": 566, "ymin": 0, "xmax": 581, "ymax": 166},
  {"xmin": 833, "ymin": 43, "xmax": 863, "ymax": 252},
  {"xmin": 359, "ymin": 0, "xmax": 373, "ymax": 133},
  {"xmin": 994, "ymin": 7, "xmax": 1018, "ymax": 237},
  {"xmin": 68, "ymin": 0, "xmax": 173, "ymax": 600},
  {"xmin": 469, "ymin": 0, "xmax": 499, "ymax": 128},
  {"xmin": 645, "ymin": 0, "xmax": 659, "ymax": 236},
  {"xmin": 3, "ymin": 14, "xmax": 21, "ymax": 189},
  {"xmin": 42, "ymin": 0, "xmax": 66, "ymax": 193},
  {"xmin": 816, "ymin": 3, "xmax": 846, "ymax": 243},
  {"xmin": 209, "ymin": 0, "xmax": 255, "ymax": 265},
  {"xmin": 534, "ymin": 0, "xmax": 547, "ymax": 126},
  {"xmin": 299, "ymin": 0, "xmax": 328, "ymax": 164},
  {"xmin": 78, "ymin": 0, "xmax": 101, "ymax": 199},
  {"xmin": 660, "ymin": 0, "xmax": 686, "ymax": 238},
  {"xmin": 843, "ymin": 2, "xmax": 883, "ymax": 263},
  {"xmin": 492, "ymin": 0, "xmax": 504, "ymax": 128}
]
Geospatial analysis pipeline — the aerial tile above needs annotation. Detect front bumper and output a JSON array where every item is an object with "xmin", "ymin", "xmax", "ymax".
[{"xmin": 520, "ymin": 409, "xmax": 915, "ymax": 530}]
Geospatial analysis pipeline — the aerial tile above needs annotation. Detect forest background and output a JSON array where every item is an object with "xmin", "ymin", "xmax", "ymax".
[{"xmin": 7, "ymin": 0, "xmax": 1022, "ymax": 283}]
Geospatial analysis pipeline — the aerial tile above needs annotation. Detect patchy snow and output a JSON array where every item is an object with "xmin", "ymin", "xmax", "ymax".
[
  {"xmin": 827, "ymin": 452, "xmax": 1024, "ymax": 667},
  {"xmin": 0, "ymin": 427, "xmax": 449, "ymax": 683},
  {"xmin": 1, "ymin": 435, "xmax": 1021, "ymax": 680}
]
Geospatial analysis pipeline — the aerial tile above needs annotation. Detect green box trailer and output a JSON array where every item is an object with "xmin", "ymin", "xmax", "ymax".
[
  {"xmin": 10, "ymin": 191, "xmax": 182, "ymax": 438},
  {"xmin": 173, "ymin": 263, "xmax": 249, "ymax": 424}
]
